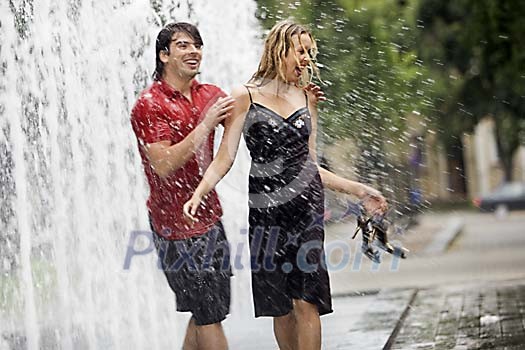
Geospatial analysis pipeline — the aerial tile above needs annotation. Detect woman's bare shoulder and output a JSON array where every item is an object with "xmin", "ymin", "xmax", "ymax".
[
  {"xmin": 231, "ymin": 84, "xmax": 253, "ymax": 96},
  {"xmin": 231, "ymin": 85, "xmax": 253, "ymax": 108}
]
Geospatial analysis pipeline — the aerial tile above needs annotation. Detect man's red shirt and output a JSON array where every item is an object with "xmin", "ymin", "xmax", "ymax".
[{"xmin": 131, "ymin": 79, "xmax": 225, "ymax": 240}]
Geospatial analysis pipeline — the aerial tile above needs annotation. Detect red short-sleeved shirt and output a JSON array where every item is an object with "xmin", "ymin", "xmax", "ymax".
[{"xmin": 131, "ymin": 79, "xmax": 225, "ymax": 240}]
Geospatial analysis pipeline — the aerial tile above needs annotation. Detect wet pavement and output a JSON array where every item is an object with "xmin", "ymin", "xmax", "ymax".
[
  {"xmin": 3, "ymin": 211, "xmax": 525, "ymax": 349},
  {"xmin": 321, "ymin": 210, "xmax": 525, "ymax": 349},
  {"xmin": 391, "ymin": 280, "xmax": 525, "ymax": 350},
  {"xmin": 225, "ymin": 277, "xmax": 525, "ymax": 349},
  {"xmin": 226, "ymin": 210, "xmax": 525, "ymax": 349},
  {"xmin": 323, "ymin": 212, "xmax": 525, "ymax": 350},
  {"xmin": 316, "ymin": 279, "xmax": 525, "ymax": 349}
]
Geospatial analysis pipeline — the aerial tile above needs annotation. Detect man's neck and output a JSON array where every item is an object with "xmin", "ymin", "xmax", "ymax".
[{"xmin": 163, "ymin": 72, "xmax": 194, "ymax": 98}]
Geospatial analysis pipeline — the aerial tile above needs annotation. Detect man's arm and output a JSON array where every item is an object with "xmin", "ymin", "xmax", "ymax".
[{"xmin": 141, "ymin": 96, "xmax": 235, "ymax": 179}]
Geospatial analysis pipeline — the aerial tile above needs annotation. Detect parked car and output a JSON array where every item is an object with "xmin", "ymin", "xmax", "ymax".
[{"xmin": 472, "ymin": 182, "xmax": 525, "ymax": 212}]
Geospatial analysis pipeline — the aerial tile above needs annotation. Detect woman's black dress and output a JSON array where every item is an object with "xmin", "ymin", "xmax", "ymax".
[{"xmin": 243, "ymin": 89, "xmax": 333, "ymax": 317}]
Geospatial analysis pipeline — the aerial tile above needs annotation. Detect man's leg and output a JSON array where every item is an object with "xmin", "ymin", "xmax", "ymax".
[
  {"xmin": 273, "ymin": 312, "xmax": 296, "ymax": 350},
  {"xmin": 293, "ymin": 299, "xmax": 321, "ymax": 350},
  {"xmin": 182, "ymin": 317, "xmax": 198, "ymax": 350},
  {"xmin": 195, "ymin": 322, "xmax": 227, "ymax": 350},
  {"xmin": 182, "ymin": 318, "xmax": 227, "ymax": 350}
]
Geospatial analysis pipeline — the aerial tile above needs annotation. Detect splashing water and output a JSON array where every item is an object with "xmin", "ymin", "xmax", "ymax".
[{"xmin": 0, "ymin": 1, "xmax": 259, "ymax": 349}]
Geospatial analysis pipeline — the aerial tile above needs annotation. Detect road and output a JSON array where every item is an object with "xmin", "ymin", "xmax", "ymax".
[{"xmin": 328, "ymin": 210, "xmax": 525, "ymax": 294}]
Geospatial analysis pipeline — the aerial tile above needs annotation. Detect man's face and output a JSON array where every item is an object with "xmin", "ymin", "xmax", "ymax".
[{"xmin": 162, "ymin": 32, "xmax": 202, "ymax": 79}]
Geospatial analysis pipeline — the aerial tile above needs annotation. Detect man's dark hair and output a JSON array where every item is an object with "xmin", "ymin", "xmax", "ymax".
[{"xmin": 153, "ymin": 22, "xmax": 203, "ymax": 81}]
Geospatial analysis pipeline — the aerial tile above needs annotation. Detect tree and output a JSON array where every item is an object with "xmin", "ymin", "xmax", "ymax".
[
  {"xmin": 416, "ymin": 0, "xmax": 525, "ymax": 181},
  {"xmin": 255, "ymin": 0, "xmax": 435, "ymax": 201}
]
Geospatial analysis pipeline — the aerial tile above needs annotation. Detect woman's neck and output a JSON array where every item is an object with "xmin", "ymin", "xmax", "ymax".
[{"xmin": 262, "ymin": 78, "xmax": 298, "ymax": 96}]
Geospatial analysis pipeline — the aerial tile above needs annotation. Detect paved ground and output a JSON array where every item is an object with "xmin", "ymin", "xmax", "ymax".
[
  {"xmin": 225, "ymin": 209, "xmax": 525, "ymax": 349},
  {"xmin": 391, "ymin": 280, "xmax": 525, "ymax": 350},
  {"xmin": 315, "ymin": 278, "xmax": 525, "ymax": 350},
  {"xmin": 225, "ymin": 279, "xmax": 525, "ymax": 349},
  {"xmin": 3, "ymin": 210, "xmax": 525, "ymax": 349}
]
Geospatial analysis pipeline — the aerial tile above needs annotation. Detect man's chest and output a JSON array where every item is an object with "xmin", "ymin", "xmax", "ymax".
[{"xmin": 161, "ymin": 97, "xmax": 205, "ymax": 138}]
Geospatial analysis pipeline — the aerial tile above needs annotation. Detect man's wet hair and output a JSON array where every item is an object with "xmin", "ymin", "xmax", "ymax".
[{"xmin": 153, "ymin": 22, "xmax": 203, "ymax": 81}]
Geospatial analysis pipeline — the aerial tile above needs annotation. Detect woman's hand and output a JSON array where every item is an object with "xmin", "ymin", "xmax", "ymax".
[
  {"xmin": 183, "ymin": 195, "xmax": 203, "ymax": 224},
  {"xmin": 360, "ymin": 185, "xmax": 388, "ymax": 215},
  {"xmin": 303, "ymin": 82, "xmax": 326, "ymax": 106}
]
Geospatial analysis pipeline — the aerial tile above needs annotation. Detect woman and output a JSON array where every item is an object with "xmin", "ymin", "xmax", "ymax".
[{"xmin": 184, "ymin": 20, "xmax": 387, "ymax": 350}]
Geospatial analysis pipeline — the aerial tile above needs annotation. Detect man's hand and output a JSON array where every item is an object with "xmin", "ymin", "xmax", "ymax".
[
  {"xmin": 202, "ymin": 96, "xmax": 235, "ymax": 129},
  {"xmin": 183, "ymin": 195, "xmax": 202, "ymax": 224},
  {"xmin": 304, "ymin": 82, "xmax": 326, "ymax": 106}
]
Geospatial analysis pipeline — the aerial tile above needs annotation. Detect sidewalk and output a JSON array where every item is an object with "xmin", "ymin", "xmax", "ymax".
[
  {"xmin": 2, "ymin": 212, "xmax": 523, "ymax": 349},
  {"xmin": 390, "ymin": 279, "xmax": 525, "ymax": 350},
  {"xmin": 226, "ymin": 278, "xmax": 525, "ymax": 349},
  {"xmin": 319, "ymin": 279, "xmax": 525, "ymax": 349},
  {"xmin": 317, "ymin": 211, "xmax": 525, "ymax": 349},
  {"xmin": 324, "ymin": 211, "xmax": 465, "ymax": 295}
]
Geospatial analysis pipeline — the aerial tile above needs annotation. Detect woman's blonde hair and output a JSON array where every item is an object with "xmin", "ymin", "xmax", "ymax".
[{"xmin": 249, "ymin": 20, "xmax": 319, "ymax": 87}]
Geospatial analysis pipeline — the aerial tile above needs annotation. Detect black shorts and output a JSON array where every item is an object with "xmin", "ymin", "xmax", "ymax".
[
  {"xmin": 249, "ymin": 204, "xmax": 333, "ymax": 318},
  {"xmin": 151, "ymin": 220, "xmax": 231, "ymax": 326}
]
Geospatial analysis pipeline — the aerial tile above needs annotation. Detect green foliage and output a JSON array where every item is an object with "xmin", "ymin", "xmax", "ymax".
[
  {"xmin": 255, "ymin": 0, "xmax": 525, "ymax": 183},
  {"xmin": 256, "ymin": 1, "xmax": 433, "ymax": 147},
  {"xmin": 416, "ymin": 0, "xmax": 525, "ymax": 179},
  {"xmin": 254, "ymin": 0, "xmax": 434, "ymax": 196}
]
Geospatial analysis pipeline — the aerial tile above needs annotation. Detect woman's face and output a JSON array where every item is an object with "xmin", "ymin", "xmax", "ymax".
[{"xmin": 283, "ymin": 33, "xmax": 313, "ymax": 84}]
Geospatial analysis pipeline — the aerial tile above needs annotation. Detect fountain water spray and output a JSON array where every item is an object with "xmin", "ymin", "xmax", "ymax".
[{"xmin": 0, "ymin": 1, "xmax": 259, "ymax": 348}]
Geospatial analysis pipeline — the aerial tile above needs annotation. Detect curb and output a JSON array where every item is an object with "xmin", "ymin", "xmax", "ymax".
[
  {"xmin": 332, "ymin": 289, "xmax": 380, "ymax": 299},
  {"xmin": 382, "ymin": 289, "xmax": 419, "ymax": 349},
  {"xmin": 423, "ymin": 216, "xmax": 465, "ymax": 255}
]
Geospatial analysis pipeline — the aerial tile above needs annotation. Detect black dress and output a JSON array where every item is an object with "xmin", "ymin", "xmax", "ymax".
[{"xmin": 243, "ymin": 87, "xmax": 333, "ymax": 317}]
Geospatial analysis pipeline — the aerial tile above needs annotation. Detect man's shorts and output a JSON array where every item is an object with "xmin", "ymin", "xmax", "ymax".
[{"xmin": 151, "ymin": 220, "xmax": 231, "ymax": 326}]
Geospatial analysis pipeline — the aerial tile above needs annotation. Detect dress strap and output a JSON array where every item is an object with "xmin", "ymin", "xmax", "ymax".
[
  {"xmin": 245, "ymin": 85, "xmax": 253, "ymax": 104},
  {"xmin": 304, "ymin": 90, "xmax": 309, "ymax": 106}
]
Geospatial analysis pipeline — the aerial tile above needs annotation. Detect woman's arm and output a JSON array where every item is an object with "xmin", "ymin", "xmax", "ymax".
[
  {"xmin": 183, "ymin": 86, "xmax": 251, "ymax": 221},
  {"xmin": 306, "ymin": 88, "xmax": 387, "ymax": 213}
]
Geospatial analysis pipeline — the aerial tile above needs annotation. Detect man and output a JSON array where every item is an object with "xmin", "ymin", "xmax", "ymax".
[{"xmin": 131, "ymin": 22, "xmax": 234, "ymax": 350}]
